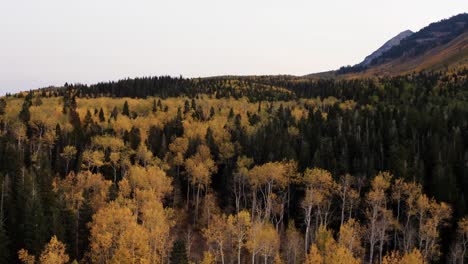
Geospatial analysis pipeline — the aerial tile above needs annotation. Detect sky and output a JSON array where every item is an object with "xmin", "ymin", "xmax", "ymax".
[{"xmin": 0, "ymin": 0, "xmax": 466, "ymax": 95}]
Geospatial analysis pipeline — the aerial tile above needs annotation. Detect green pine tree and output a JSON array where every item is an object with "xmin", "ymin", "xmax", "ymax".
[{"xmin": 170, "ymin": 240, "xmax": 188, "ymax": 264}]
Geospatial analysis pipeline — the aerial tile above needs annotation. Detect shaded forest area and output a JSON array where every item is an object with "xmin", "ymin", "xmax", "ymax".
[{"xmin": 0, "ymin": 69, "xmax": 467, "ymax": 263}]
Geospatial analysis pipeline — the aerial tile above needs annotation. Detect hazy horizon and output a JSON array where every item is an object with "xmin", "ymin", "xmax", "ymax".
[{"xmin": 0, "ymin": 0, "xmax": 466, "ymax": 95}]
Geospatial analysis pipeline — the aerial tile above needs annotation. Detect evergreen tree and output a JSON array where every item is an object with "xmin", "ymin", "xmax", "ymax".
[
  {"xmin": 19, "ymin": 97, "xmax": 32, "ymax": 123},
  {"xmin": 0, "ymin": 98, "xmax": 6, "ymax": 115},
  {"xmin": 0, "ymin": 220, "xmax": 10, "ymax": 263},
  {"xmin": 129, "ymin": 127, "xmax": 141, "ymax": 150},
  {"xmin": 98, "ymin": 108, "xmax": 105, "ymax": 122},
  {"xmin": 152, "ymin": 99, "xmax": 157, "ymax": 113},
  {"xmin": 170, "ymin": 240, "xmax": 188, "ymax": 264},
  {"xmin": 122, "ymin": 101, "xmax": 130, "ymax": 116}
]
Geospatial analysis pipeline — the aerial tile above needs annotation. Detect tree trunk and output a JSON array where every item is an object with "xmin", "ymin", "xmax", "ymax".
[
  {"xmin": 195, "ymin": 184, "xmax": 201, "ymax": 222},
  {"xmin": 75, "ymin": 210, "xmax": 80, "ymax": 258}
]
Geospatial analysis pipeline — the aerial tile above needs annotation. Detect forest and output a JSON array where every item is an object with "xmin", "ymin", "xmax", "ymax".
[{"xmin": 0, "ymin": 68, "xmax": 467, "ymax": 263}]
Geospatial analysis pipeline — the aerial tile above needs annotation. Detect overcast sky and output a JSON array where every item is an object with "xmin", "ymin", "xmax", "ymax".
[{"xmin": 0, "ymin": 0, "xmax": 466, "ymax": 95}]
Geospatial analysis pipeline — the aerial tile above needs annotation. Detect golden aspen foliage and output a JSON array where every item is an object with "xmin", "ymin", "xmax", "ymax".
[
  {"xmin": 283, "ymin": 221, "xmax": 304, "ymax": 264},
  {"xmin": 91, "ymin": 135, "xmax": 125, "ymax": 151},
  {"xmin": 383, "ymin": 249, "xmax": 425, "ymax": 264},
  {"xmin": 18, "ymin": 249, "xmax": 36, "ymax": 264},
  {"xmin": 185, "ymin": 144, "xmax": 217, "ymax": 220},
  {"xmin": 202, "ymin": 214, "xmax": 230, "ymax": 264},
  {"xmin": 304, "ymin": 244, "xmax": 322, "ymax": 264},
  {"xmin": 338, "ymin": 218, "xmax": 364, "ymax": 259},
  {"xmin": 39, "ymin": 236, "xmax": 70, "ymax": 264},
  {"xmin": 127, "ymin": 165, "xmax": 173, "ymax": 202},
  {"xmin": 111, "ymin": 221, "xmax": 151, "ymax": 264},
  {"xmin": 168, "ymin": 137, "xmax": 189, "ymax": 168},
  {"xmin": 327, "ymin": 246, "xmax": 360, "ymax": 264},
  {"xmin": 201, "ymin": 251, "xmax": 216, "ymax": 264},
  {"xmin": 88, "ymin": 202, "xmax": 137, "ymax": 263},
  {"xmin": 60, "ymin": 145, "xmax": 77, "ymax": 173},
  {"xmin": 19, "ymin": 236, "xmax": 69, "ymax": 264},
  {"xmin": 54, "ymin": 171, "xmax": 111, "ymax": 213},
  {"xmin": 228, "ymin": 210, "xmax": 252, "ymax": 264},
  {"xmin": 301, "ymin": 168, "xmax": 336, "ymax": 252},
  {"xmin": 135, "ymin": 144, "xmax": 154, "ymax": 167},
  {"xmin": 247, "ymin": 221, "xmax": 280, "ymax": 263},
  {"xmin": 140, "ymin": 200, "xmax": 174, "ymax": 264},
  {"xmin": 81, "ymin": 149, "xmax": 105, "ymax": 171}
]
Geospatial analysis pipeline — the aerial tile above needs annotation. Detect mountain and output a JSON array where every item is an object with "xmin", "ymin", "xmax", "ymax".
[
  {"xmin": 360, "ymin": 30, "xmax": 414, "ymax": 66},
  {"xmin": 307, "ymin": 13, "xmax": 468, "ymax": 78},
  {"xmin": 370, "ymin": 13, "xmax": 467, "ymax": 66}
]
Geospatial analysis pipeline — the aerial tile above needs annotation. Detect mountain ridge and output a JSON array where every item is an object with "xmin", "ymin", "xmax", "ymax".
[
  {"xmin": 306, "ymin": 13, "xmax": 468, "ymax": 78},
  {"xmin": 360, "ymin": 30, "xmax": 414, "ymax": 66}
]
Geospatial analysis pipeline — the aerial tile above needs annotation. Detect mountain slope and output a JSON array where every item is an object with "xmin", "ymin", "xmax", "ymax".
[
  {"xmin": 349, "ymin": 31, "xmax": 468, "ymax": 77},
  {"xmin": 360, "ymin": 30, "xmax": 413, "ymax": 66},
  {"xmin": 370, "ymin": 13, "xmax": 468, "ymax": 66},
  {"xmin": 306, "ymin": 13, "xmax": 468, "ymax": 78}
]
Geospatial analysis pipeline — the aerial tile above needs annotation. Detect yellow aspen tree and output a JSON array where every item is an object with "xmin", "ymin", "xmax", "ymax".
[
  {"xmin": 136, "ymin": 144, "xmax": 154, "ymax": 167},
  {"xmin": 19, "ymin": 236, "xmax": 70, "ymax": 264},
  {"xmin": 273, "ymin": 253, "xmax": 284, "ymax": 264},
  {"xmin": 127, "ymin": 165, "xmax": 173, "ymax": 203},
  {"xmin": 39, "ymin": 236, "xmax": 70, "ymax": 264},
  {"xmin": 111, "ymin": 221, "xmax": 151, "ymax": 264},
  {"xmin": 88, "ymin": 202, "xmax": 136, "ymax": 264},
  {"xmin": 301, "ymin": 168, "xmax": 336, "ymax": 253},
  {"xmin": 418, "ymin": 198, "xmax": 451, "ymax": 261},
  {"xmin": 383, "ymin": 249, "xmax": 425, "ymax": 264},
  {"xmin": 81, "ymin": 149, "xmax": 105, "ymax": 171},
  {"xmin": 140, "ymin": 200, "xmax": 174, "ymax": 264},
  {"xmin": 18, "ymin": 249, "xmax": 36, "ymax": 264},
  {"xmin": 366, "ymin": 171, "xmax": 392, "ymax": 264},
  {"xmin": 338, "ymin": 174, "xmax": 353, "ymax": 226},
  {"xmin": 456, "ymin": 217, "xmax": 468, "ymax": 264},
  {"xmin": 228, "ymin": 210, "xmax": 252, "ymax": 264},
  {"xmin": 400, "ymin": 248, "xmax": 425, "ymax": 264},
  {"xmin": 304, "ymin": 244, "xmax": 322, "ymax": 264},
  {"xmin": 168, "ymin": 136, "xmax": 189, "ymax": 179},
  {"xmin": 391, "ymin": 178, "xmax": 404, "ymax": 249},
  {"xmin": 185, "ymin": 144, "xmax": 217, "ymax": 221},
  {"xmin": 54, "ymin": 171, "xmax": 111, "ymax": 257},
  {"xmin": 382, "ymin": 250, "xmax": 401, "ymax": 264},
  {"xmin": 338, "ymin": 218, "xmax": 363, "ymax": 259},
  {"xmin": 12, "ymin": 121, "xmax": 27, "ymax": 148},
  {"xmin": 247, "ymin": 162, "xmax": 289, "ymax": 222},
  {"xmin": 376, "ymin": 208, "xmax": 394, "ymax": 263},
  {"xmin": 201, "ymin": 251, "xmax": 216, "ymax": 264},
  {"xmin": 60, "ymin": 145, "xmax": 77, "ymax": 174},
  {"xmin": 402, "ymin": 181, "xmax": 422, "ymax": 252},
  {"xmin": 247, "ymin": 221, "xmax": 279, "ymax": 264},
  {"xmin": 314, "ymin": 225, "xmax": 336, "ymax": 261},
  {"xmin": 202, "ymin": 214, "xmax": 230, "ymax": 264},
  {"xmin": 283, "ymin": 221, "xmax": 304, "ymax": 264},
  {"xmin": 327, "ymin": 245, "xmax": 360, "ymax": 264},
  {"xmin": 258, "ymin": 222, "xmax": 280, "ymax": 264},
  {"xmin": 233, "ymin": 156, "xmax": 253, "ymax": 213}
]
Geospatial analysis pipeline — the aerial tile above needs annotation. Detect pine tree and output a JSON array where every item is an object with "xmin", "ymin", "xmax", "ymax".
[
  {"xmin": 0, "ymin": 98, "xmax": 6, "ymax": 115},
  {"xmin": 98, "ymin": 108, "xmax": 105, "ymax": 122},
  {"xmin": 0, "ymin": 220, "xmax": 10, "ymax": 263},
  {"xmin": 122, "ymin": 101, "xmax": 130, "ymax": 116},
  {"xmin": 170, "ymin": 240, "xmax": 188, "ymax": 264},
  {"xmin": 152, "ymin": 99, "xmax": 157, "ymax": 113},
  {"xmin": 19, "ymin": 97, "xmax": 31, "ymax": 123}
]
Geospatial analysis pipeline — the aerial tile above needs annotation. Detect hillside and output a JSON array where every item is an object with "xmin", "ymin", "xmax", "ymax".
[
  {"xmin": 360, "ymin": 30, "xmax": 414, "ymax": 66},
  {"xmin": 309, "ymin": 13, "xmax": 468, "ymax": 78},
  {"xmin": 1, "ymin": 69, "xmax": 468, "ymax": 263}
]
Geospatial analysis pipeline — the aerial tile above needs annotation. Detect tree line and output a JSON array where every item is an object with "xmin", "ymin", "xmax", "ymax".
[{"xmin": 0, "ymin": 69, "xmax": 467, "ymax": 263}]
